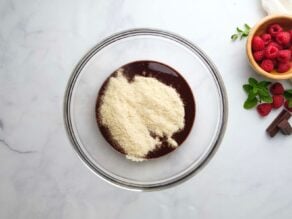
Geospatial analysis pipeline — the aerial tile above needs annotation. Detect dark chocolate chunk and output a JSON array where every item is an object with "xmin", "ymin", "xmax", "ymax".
[
  {"xmin": 277, "ymin": 120, "xmax": 292, "ymax": 135},
  {"xmin": 266, "ymin": 109, "xmax": 291, "ymax": 137}
]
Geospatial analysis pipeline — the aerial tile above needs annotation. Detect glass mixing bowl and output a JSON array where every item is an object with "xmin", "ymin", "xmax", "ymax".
[{"xmin": 64, "ymin": 29, "xmax": 228, "ymax": 191}]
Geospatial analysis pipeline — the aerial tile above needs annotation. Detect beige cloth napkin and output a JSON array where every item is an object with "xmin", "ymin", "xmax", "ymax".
[{"xmin": 262, "ymin": 0, "xmax": 292, "ymax": 15}]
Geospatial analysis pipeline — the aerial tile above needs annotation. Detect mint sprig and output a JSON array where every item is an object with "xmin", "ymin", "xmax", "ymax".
[
  {"xmin": 231, "ymin": 24, "xmax": 251, "ymax": 41},
  {"xmin": 284, "ymin": 89, "xmax": 292, "ymax": 108},
  {"xmin": 243, "ymin": 77, "xmax": 272, "ymax": 109}
]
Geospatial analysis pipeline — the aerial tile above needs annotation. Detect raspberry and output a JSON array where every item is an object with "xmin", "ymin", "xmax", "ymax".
[
  {"xmin": 277, "ymin": 50, "xmax": 291, "ymax": 63},
  {"xmin": 260, "ymin": 59, "xmax": 274, "ymax": 72},
  {"xmin": 290, "ymin": 30, "xmax": 292, "ymax": 43},
  {"xmin": 252, "ymin": 36, "xmax": 265, "ymax": 51},
  {"xmin": 261, "ymin": 33, "xmax": 272, "ymax": 45},
  {"xmin": 277, "ymin": 62, "xmax": 291, "ymax": 73},
  {"xmin": 253, "ymin": 50, "xmax": 265, "ymax": 62},
  {"xmin": 265, "ymin": 45, "xmax": 279, "ymax": 59},
  {"xmin": 270, "ymin": 82, "xmax": 284, "ymax": 95},
  {"xmin": 268, "ymin": 24, "xmax": 283, "ymax": 37},
  {"xmin": 257, "ymin": 103, "xmax": 272, "ymax": 116},
  {"xmin": 284, "ymin": 100, "xmax": 292, "ymax": 112},
  {"xmin": 271, "ymin": 58, "xmax": 278, "ymax": 67},
  {"xmin": 272, "ymin": 95, "xmax": 284, "ymax": 109},
  {"xmin": 283, "ymin": 43, "xmax": 291, "ymax": 49},
  {"xmin": 276, "ymin": 32, "xmax": 291, "ymax": 46},
  {"xmin": 268, "ymin": 41, "xmax": 283, "ymax": 50}
]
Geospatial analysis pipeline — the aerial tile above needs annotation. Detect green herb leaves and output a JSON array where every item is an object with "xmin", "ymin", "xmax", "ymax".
[
  {"xmin": 284, "ymin": 89, "xmax": 292, "ymax": 107},
  {"xmin": 243, "ymin": 77, "xmax": 272, "ymax": 109},
  {"xmin": 231, "ymin": 24, "xmax": 251, "ymax": 41}
]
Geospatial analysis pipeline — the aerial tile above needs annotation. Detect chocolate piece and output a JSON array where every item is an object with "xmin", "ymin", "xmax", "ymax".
[
  {"xmin": 277, "ymin": 120, "xmax": 292, "ymax": 135},
  {"xmin": 266, "ymin": 109, "xmax": 291, "ymax": 137},
  {"xmin": 96, "ymin": 61, "xmax": 196, "ymax": 159}
]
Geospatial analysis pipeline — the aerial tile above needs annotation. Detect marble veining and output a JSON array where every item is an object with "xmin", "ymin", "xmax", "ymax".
[
  {"xmin": 0, "ymin": 138, "xmax": 36, "ymax": 154},
  {"xmin": 0, "ymin": 119, "xmax": 4, "ymax": 130},
  {"xmin": 1, "ymin": 0, "xmax": 292, "ymax": 218}
]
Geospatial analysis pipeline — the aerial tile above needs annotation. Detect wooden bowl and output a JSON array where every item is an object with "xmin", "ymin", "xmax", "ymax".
[{"xmin": 246, "ymin": 15, "xmax": 292, "ymax": 80}]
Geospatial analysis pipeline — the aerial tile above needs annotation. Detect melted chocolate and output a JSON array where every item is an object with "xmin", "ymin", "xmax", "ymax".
[{"xmin": 96, "ymin": 61, "xmax": 195, "ymax": 159}]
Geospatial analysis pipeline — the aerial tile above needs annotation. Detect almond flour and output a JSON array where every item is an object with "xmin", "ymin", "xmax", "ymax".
[{"xmin": 98, "ymin": 69, "xmax": 185, "ymax": 161}]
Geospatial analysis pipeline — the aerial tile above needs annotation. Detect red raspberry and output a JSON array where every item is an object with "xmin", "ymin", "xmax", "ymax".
[
  {"xmin": 257, "ymin": 103, "xmax": 272, "ymax": 116},
  {"xmin": 268, "ymin": 41, "xmax": 283, "ymax": 50},
  {"xmin": 270, "ymin": 82, "xmax": 284, "ymax": 95},
  {"xmin": 271, "ymin": 58, "xmax": 278, "ymax": 67},
  {"xmin": 252, "ymin": 36, "xmax": 265, "ymax": 51},
  {"xmin": 253, "ymin": 50, "xmax": 265, "ymax": 62},
  {"xmin": 276, "ymin": 32, "xmax": 291, "ymax": 46},
  {"xmin": 284, "ymin": 100, "xmax": 292, "ymax": 112},
  {"xmin": 272, "ymin": 95, "xmax": 284, "ymax": 109},
  {"xmin": 290, "ymin": 30, "xmax": 292, "ymax": 43},
  {"xmin": 277, "ymin": 62, "xmax": 291, "ymax": 73},
  {"xmin": 277, "ymin": 49, "xmax": 291, "ymax": 63},
  {"xmin": 260, "ymin": 59, "xmax": 274, "ymax": 72},
  {"xmin": 261, "ymin": 33, "xmax": 272, "ymax": 45},
  {"xmin": 284, "ymin": 44, "xmax": 291, "ymax": 50},
  {"xmin": 268, "ymin": 24, "xmax": 283, "ymax": 37},
  {"xmin": 265, "ymin": 45, "xmax": 279, "ymax": 59}
]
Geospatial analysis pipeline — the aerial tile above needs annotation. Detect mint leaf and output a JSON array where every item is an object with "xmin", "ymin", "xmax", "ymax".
[
  {"xmin": 252, "ymin": 87, "xmax": 258, "ymax": 94},
  {"xmin": 243, "ymin": 84, "xmax": 252, "ymax": 93},
  {"xmin": 288, "ymin": 99, "xmax": 292, "ymax": 108},
  {"xmin": 244, "ymin": 92, "xmax": 258, "ymax": 109},
  {"xmin": 244, "ymin": 96, "xmax": 258, "ymax": 109},
  {"xmin": 258, "ymin": 88, "xmax": 270, "ymax": 97},
  {"xmin": 231, "ymin": 34, "xmax": 238, "ymax": 41},
  {"xmin": 244, "ymin": 24, "xmax": 251, "ymax": 30},
  {"xmin": 260, "ymin": 95, "xmax": 273, "ymax": 103},
  {"xmin": 258, "ymin": 87, "xmax": 272, "ymax": 103},
  {"xmin": 258, "ymin": 81, "xmax": 271, "ymax": 88},
  {"xmin": 248, "ymin": 77, "xmax": 258, "ymax": 86},
  {"xmin": 237, "ymin": 27, "xmax": 243, "ymax": 32},
  {"xmin": 242, "ymin": 32, "xmax": 248, "ymax": 37},
  {"xmin": 231, "ymin": 24, "xmax": 251, "ymax": 41},
  {"xmin": 243, "ymin": 77, "xmax": 272, "ymax": 110},
  {"xmin": 247, "ymin": 92, "xmax": 257, "ymax": 100},
  {"xmin": 284, "ymin": 89, "xmax": 292, "ymax": 100}
]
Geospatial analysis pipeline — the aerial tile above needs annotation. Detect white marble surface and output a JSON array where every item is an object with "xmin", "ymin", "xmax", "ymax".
[{"xmin": 0, "ymin": 0, "xmax": 292, "ymax": 218}]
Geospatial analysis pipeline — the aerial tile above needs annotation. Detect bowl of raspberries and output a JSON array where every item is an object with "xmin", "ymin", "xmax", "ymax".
[{"xmin": 246, "ymin": 15, "xmax": 292, "ymax": 80}]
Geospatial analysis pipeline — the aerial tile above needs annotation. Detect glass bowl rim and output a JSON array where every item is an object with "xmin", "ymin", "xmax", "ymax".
[{"xmin": 63, "ymin": 28, "xmax": 228, "ymax": 191}]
